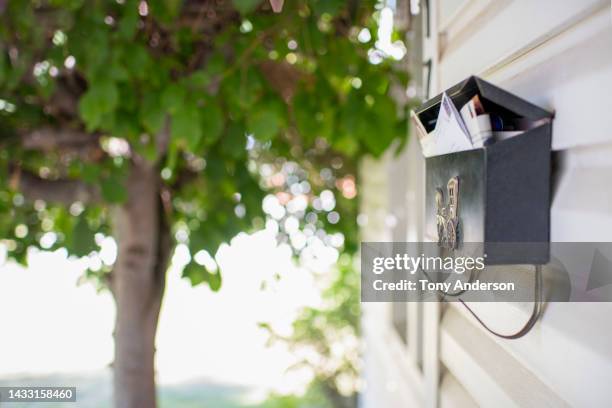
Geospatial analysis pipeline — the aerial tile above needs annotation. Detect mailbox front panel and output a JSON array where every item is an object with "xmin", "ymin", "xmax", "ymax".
[{"xmin": 425, "ymin": 149, "xmax": 486, "ymax": 252}]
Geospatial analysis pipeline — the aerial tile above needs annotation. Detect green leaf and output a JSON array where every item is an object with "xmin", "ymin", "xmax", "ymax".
[
  {"xmin": 171, "ymin": 99, "xmax": 202, "ymax": 151},
  {"xmin": 101, "ymin": 178, "xmax": 128, "ymax": 203},
  {"xmin": 200, "ymin": 101, "xmax": 224, "ymax": 145},
  {"xmin": 333, "ymin": 134, "xmax": 359, "ymax": 156},
  {"xmin": 122, "ymin": 44, "xmax": 151, "ymax": 80},
  {"xmin": 311, "ymin": 0, "xmax": 344, "ymax": 16},
  {"xmin": 166, "ymin": 0, "xmax": 183, "ymax": 18},
  {"xmin": 140, "ymin": 92, "xmax": 165, "ymax": 134},
  {"xmin": 361, "ymin": 95, "xmax": 397, "ymax": 156},
  {"xmin": 247, "ymin": 102, "xmax": 283, "ymax": 142},
  {"xmin": 221, "ymin": 122, "xmax": 246, "ymax": 159},
  {"xmin": 203, "ymin": 52, "xmax": 225, "ymax": 77},
  {"xmin": 78, "ymin": 76, "xmax": 119, "ymax": 131},
  {"xmin": 239, "ymin": 69, "xmax": 264, "ymax": 108},
  {"xmin": 112, "ymin": 111, "xmax": 140, "ymax": 140},
  {"xmin": 340, "ymin": 90, "xmax": 398, "ymax": 156},
  {"xmin": 207, "ymin": 270, "xmax": 222, "ymax": 291},
  {"xmin": 81, "ymin": 163, "xmax": 101, "ymax": 183},
  {"xmin": 109, "ymin": 61, "xmax": 129, "ymax": 82},
  {"xmin": 0, "ymin": 50, "xmax": 7, "ymax": 85},
  {"xmin": 161, "ymin": 83, "xmax": 186, "ymax": 114},
  {"xmin": 118, "ymin": 84, "xmax": 137, "ymax": 110},
  {"xmin": 358, "ymin": 114, "xmax": 388, "ymax": 156},
  {"xmin": 78, "ymin": 92, "xmax": 103, "ymax": 131},
  {"xmin": 294, "ymin": 91, "xmax": 334, "ymax": 145},
  {"xmin": 189, "ymin": 70, "xmax": 210, "ymax": 88},
  {"xmin": 182, "ymin": 261, "xmax": 222, "ymax": 291},
  {"xmin": 82, "ymin": 27, "xmax": 110, "ymax": 70},
  {"xmin": 71, "ymin": 215, "xmax": 97, "ymax": 257},
  {"xmin": 231, "ymin": 0, "xmax": 261, "ymax": 14},
  {"xmin": 183, "ymin": 261, "xmax": 205, "ymax": 285},
  {"xmin": 118, "ymin": 0, "xmax": 139, "ymax": 39},
  {"xmin": 79, "ymin": 79, "xmax": 119, "ymax": 122}
]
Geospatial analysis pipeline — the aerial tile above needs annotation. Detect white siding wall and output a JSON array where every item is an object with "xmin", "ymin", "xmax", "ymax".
[{"xmin": 361, "ymin": 1, "xmax": 612, "ymax": 407}]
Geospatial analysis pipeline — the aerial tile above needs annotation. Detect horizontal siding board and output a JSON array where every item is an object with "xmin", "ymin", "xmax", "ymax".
[
  {"xmin": 494, "ymin": 22, "xmax": 612, "ymax": 151},
  {"xmin": 551, "ymin": 142, "xmax": 612, "ymax": 241},
  {"xmin": 438, "ymin": 0, "xmax": 607, "ymax": 86},
  {"xmin": 440, "ymin": 371, "xmax": 478, "ymax": 408},
  {"xmin": 445, "ymin": 301, "xmax": 612, "ymax": 407},
  {"xmin": 441, "ymin": 306, "xmax": 570, "ymax": 407}
]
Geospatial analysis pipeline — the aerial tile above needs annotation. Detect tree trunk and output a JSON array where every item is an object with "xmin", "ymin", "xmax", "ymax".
[{"xmin": 111, "ymin": 160, "xmax": 171, "ymax": 408}]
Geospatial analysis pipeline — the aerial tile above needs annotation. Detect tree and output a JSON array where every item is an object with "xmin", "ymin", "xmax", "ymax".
[{"xmin": 0, "ymin": 0, "xmax": 407, "ymax": 406}]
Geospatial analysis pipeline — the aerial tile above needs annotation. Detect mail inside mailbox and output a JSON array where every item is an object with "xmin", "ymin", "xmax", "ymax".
[{"xmin": 413, "ymin": 76, "xmax": 552, "ymax": 158}]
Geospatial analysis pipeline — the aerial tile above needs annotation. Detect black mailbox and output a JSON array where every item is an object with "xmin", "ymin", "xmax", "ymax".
[{"xmin": 415, "ymin": 76, "xmax": 553, "ymax": 264}]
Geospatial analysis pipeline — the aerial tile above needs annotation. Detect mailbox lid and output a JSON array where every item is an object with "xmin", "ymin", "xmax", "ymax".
[{"xmin": 415, "ymin": 76, "xmax": 553, "ymax": 133}]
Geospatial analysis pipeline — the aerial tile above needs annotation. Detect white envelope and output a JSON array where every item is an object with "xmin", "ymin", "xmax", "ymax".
[{"xmin": 431, "ymin": 93, "xmax": 474, "ymax": 155}]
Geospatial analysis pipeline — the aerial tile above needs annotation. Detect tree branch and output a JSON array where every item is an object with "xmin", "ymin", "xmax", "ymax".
[
  {"xmin": 43, "ymin": 73, "xmax": 84, "ymax": 119},
  {"xmin": 21, "ymin": 127, "xmax": 98, "ymax": 152},
  {"xmin": 259, "ymin": 60, "xmax": 301, "ymax": 102},
  {"xmin": 12, "ymin": 167, "xmax": 100, "ymax": 205},
  {"xmin": 155, "ymin": 116, "xmax": 171, "ymax": 160}
]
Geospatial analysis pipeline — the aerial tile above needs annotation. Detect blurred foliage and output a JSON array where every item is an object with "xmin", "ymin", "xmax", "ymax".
[
  {"xmin": 260, "ymin": 254, "xmax": 360, "ymax": 408},
  {"xmin": 0, "ymin": 0, "xmax": 408, "ymax": 288},
  {"xmin": 252, "ymin": 383, "xmax": 335, "ymax": 408}
]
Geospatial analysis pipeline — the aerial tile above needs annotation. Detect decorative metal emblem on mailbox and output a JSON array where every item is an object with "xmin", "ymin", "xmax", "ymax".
[{"xmin": 436, "ymin": 177, "xmax": 460, "ymax": 249}]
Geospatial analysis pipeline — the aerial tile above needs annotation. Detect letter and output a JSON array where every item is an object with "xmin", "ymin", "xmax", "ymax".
[
  {"xmin": 374, "ymin": 280, "xmax": 383, "ymax": 290},
  {"xmin": 384, "ymin": 257, "xmax": 395, "ymax": 271},
  {"xmin": 455, "ymin": 257, "xmax": 465, "ymax": 274},
  {"xmin": 475, "ymin": 257, "xmax": 485, "ymax": 269},
  {"xmin": 410, "ymin": 256, "xmax": 421, "ymax": 274},
  {"xmin": 428, "ymin": 256, "xmax": 442, "ymax": 271},
  {"xmin": 395, "ymin": 254, "xmax": 403, "ymax": 269},
  {"xmin": 453, "ymin": 280, "xmax": 464, "ymax": 291},
  {"xmin": 373, "ymin": 257, "xmax": 384, "ymax": 274}
]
